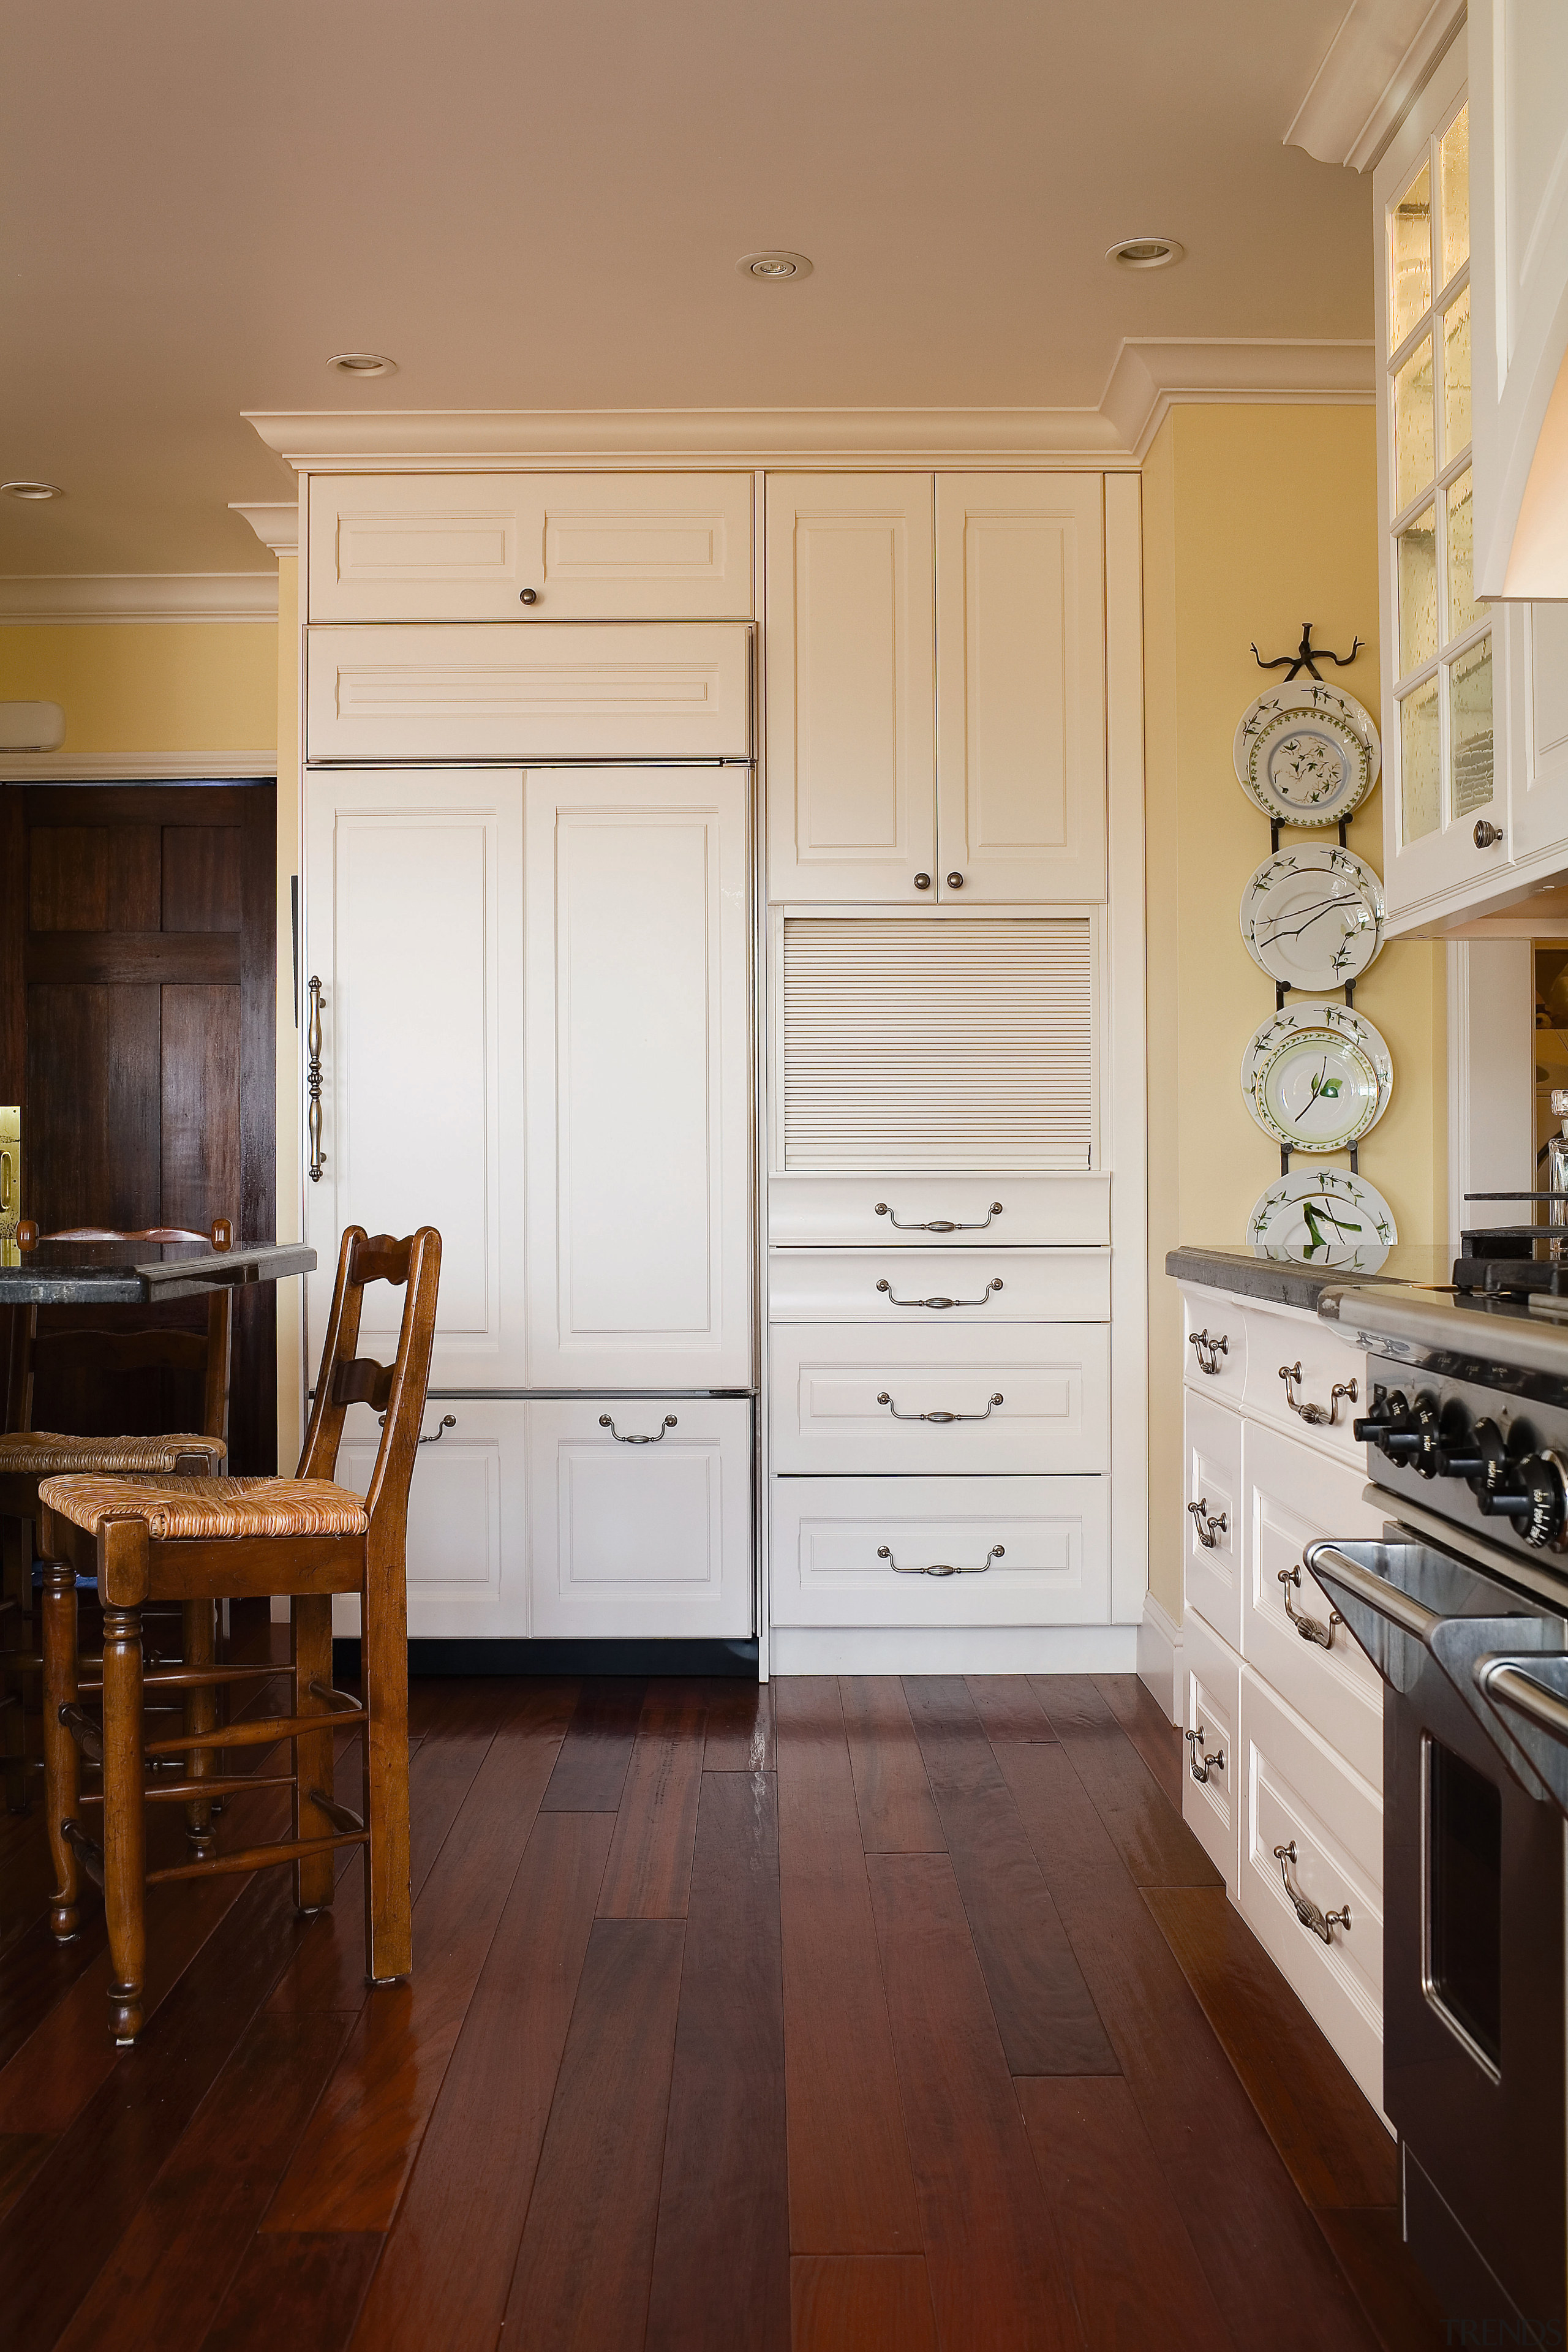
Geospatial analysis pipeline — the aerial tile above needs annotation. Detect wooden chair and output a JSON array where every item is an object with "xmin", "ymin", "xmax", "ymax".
[
  {"xmin": 1, "ymin": 1219, "xmax": 235, "ymax": 1817},
  {"xmin": 37, "ymin": 1223, "xmax": 441, "ymax": 2045}
]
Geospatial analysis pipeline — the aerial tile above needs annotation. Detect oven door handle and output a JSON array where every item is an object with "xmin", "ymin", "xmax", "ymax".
[
  {"xmin": 1474, "ymin": 1654, "xmax": 1568, "ymax": 1815},
  {"xmin": 1302, "ymin": 1543, "xmax": 1443, "ymax": 1644},
  {"xmin": 1479, "ymin": 1658, "xmax": 1568, "ymax": 1749}
]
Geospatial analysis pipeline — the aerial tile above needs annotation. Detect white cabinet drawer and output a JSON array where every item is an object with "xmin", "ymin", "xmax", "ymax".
[
  {"xmin": 1242, "ymin": 1421, "xmax": 1385, "ymax": 1789},
  {"xmin": 770, "ymin": 1473, "xmax": 1109, "ymax": 1627},
  {"xmin": 1180, "ymin": 1287, "xmax": 1247, "ymax": 1403},
  {"xmin": 307, "ymin": 472, "xmax": 754, "ymax": 623},
  {"xmin": 305, "ymin": 622, "xmax": 752, "ymax": 763},
  {"xmin": 767, "ymin": 1247, "xmax": 1109, "ymax": 1324},
  {"xmin": 334, "ymin": 1398, "xmax": 526, "ymax": 1642},
  {"xmin": 769, "ymin": 1171, "xmax": 1111, "ymax": 1249},
  {"xmin": 1185, "ymin": 1389, "xmax": 1243, "ymax": 1649},
  {"xmin": 1238, "ymin": 1671, "xmax": 1384, "ymax": 2119},
  {"xmin": 1241, "ymin": 1298, "xmax": 1367, "ymax": 1468},
  {"xmin": 769, "ymin": 1324, "xmax": 1109, "ymax": 1476},
  {"xmin": 1181, "ymin": 1609, "xmax": 1242, "ymax": 1899},
  {"xmin": 528, "ymin": 1398, "xmax": 753, "ymax": 1640}
]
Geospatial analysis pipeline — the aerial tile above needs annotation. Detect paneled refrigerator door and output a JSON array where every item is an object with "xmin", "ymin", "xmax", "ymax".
[
  {"xmin": 523, "ymin": 765, "xmax": 753, "ymax": 1389},
  {"xmin": 301, "ymin": 767, "xmax": 527, "ymax": 1389}
]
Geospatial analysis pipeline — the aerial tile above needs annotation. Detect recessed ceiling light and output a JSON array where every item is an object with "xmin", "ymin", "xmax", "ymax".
[
  {"xmin": 326, "ymin": 352, "xmax": 398, "ymax": 377},
  {"xmin": 2, "ymin": 481, "xmax": 64, "ymax": 501},
  {"xmin": 736, "ymin": 251, "xmax": 813, "ymax": 281},
  {"xmin": 1106, "ymin": 236, "xmax": 1185, "ymax": 270}
]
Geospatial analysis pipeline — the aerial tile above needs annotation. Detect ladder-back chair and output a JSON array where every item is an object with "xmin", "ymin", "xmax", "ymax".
[{"xmin": 37, "ymin": 1223, "xmax": 441, "ymax": 2045}]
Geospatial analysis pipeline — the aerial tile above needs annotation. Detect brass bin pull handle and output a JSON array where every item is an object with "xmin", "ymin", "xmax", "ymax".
[
  {"xmin": 306, "ymin": 976, "xmax": 325, "ymax": 1184},
  {"xmin": 1188, "ymin": 1328, "xmax": 1228, "ymax": 1376},
  {"xmin": 1273, "ymin": 1841, "xmax": 1351, "ymax": 1943},
  {"xmin": 878, "ymin": 1544, "xmax": 1004, "ymax": 1578},
  {"xmin": 1187, "ymin": 1498, "xmax": 1228, "ymax": 1550},
  {"xmin": 599, "ymin": 1414, "xmax": 678, "ymax": 1445},
  {"xmin": 377, "ymin": 1411, "xmax": 456, "ymax": 1447},
  {"xmin": 1278, "ymin": 1564, "xmax": 1341, "ymax": 1649},
  {"xmin": 876, "ymin": 1278, "xmax": 1003, "ymax": 1310},
  {"xmin": 875, "ymin": 1201, "xmax": 1003, "ymax": 1232},
  {"xmin": 1279, "ymin": 1362, "xmax": 1358, "ymax": 1426},
  {"xmin": 877, "ymin": 1392, "xmax": 1003, "ymax": 1425},
  {"xmin": 1185, "ymin": 1725, "xmax": 1225, "ymax": 1784}
]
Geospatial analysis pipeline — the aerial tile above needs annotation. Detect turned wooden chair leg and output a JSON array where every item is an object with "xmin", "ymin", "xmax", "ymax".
[
  {"xmin": 100, "ymin": 1601, "xmax": 147, "ymax": 2045},
  {"xmin": 292, "ymin": 1593, "xmax": 336, "ymax": 1915},
  {"xmin": 182, "ymin": 1597, "xmax": 217, "ymax": 1852},
  {"xmin": 362, "ymin": 1544, "xmax": 411, "ymax": 1986},
  {"xmin": 41, "ymin": 1554, "xmax": 81, "ymax": 1939},
  {"xmin": 1, "ymin": 1511, "xmax": 30, "ymax": 1814}
]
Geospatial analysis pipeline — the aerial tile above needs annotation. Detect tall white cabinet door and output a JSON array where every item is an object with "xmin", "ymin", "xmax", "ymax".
[
  {"xmin": 765, "ymin": 475, "xmax": 935, "ymax": 904},
  {"xmin": 524, "ymin": 767, "xmax": 753, "ymax": 1388},
  {"xmin": 303, "ymin": 769, "xmax": 526, "ymax": 1389},
  {"xmin": 935, "ymin": 475, "xmax": 1106, "ymax": 902},
  {"xmin": 307, "ymin": 473, "xmax": 754, "ymax": 622}
]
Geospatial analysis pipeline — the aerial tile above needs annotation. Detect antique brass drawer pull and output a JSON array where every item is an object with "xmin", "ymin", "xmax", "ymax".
[
  {"xmin": 1279, "ymin": 1362, "xmax": 1358, "ymax": 1426},
  {"xmin": 876, "ymin": 1278, "xmax": 1003, "ymax": 1310},
  {"xmin": 598, "ymin": 1413, "xmax": 678, "ymax": 1445},
  {"xmin": 1273, "ymin": 1840, "xmax": 1351, "ymax": 1942},
  {"xmin": 876, "ymin": 1391, "xmax": 1003, "ymax": 1424},
  {"xmin": 1278, "ymin": 1563, "xmax": 1341, "ymax": 1648},
  {"xmin": 1185, "ymin": 1725, "xmax": 1225, "ymax": 1784},
  {"xmin": 877, "ymin": 1544, "xmax": 1005, "ymax": 1578},
  {"xmin": 378, "ymin": 1409, "xmax": 456, "ymax": 1447},
  {"xmin": 875, "ymin": 1200, "xmax": 1003, "ymax": 1233},
  {"xmin": 1187, "ymin": 1498, "xmax": 1228, "ymax": 1550},
  {"xmin": 1188, "ymin": 1327, "xmax": 1228, "ymax": 1376}
]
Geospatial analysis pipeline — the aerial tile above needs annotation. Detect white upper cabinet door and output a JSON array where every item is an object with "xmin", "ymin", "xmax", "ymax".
[
  {"xmin": 307, "ymin": 473, "xmax": 755, "ymax": 622},
  {"xmin": 524, "ymin": 767, "xmax": 753, "ymax": 1389},
  {"xmin": 306, "ymin": 622, "xmax": 751, "ymax": 765},
  {"xmin": 765, "ymin": 475, "xmax": 936, "ymax": 903},
  {"xmin": 935, "ymin": 475, "xmax": 1107, "ymax": 902},
  {"xmin": 302, "ymin": 769, "xmax": 526, "ymax": 1389}
]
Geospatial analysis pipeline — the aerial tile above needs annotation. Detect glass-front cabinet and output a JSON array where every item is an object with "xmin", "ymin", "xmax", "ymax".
[{"xmin": 1374, "ymin": 32, "xmax": 1568, "ymax": 935}]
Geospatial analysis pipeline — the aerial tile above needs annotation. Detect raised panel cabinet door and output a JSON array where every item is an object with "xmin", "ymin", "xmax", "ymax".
[
  {"xmin": 528, "ymin": 1398, "xmax": 753, "ymax": 1638},
  {"xmin": 935, "ymin": 474, "xmax": 1107, "ymax": 902},
  {"xmin": 330, "ymin": 1399, "xmax": 527, "ymax": 1640},
  {"xmin": 307, "ymin": 472, "xmax": 754, "ymax": 621},
  {"xmin": 524, "ymin": 767, "xmax": 753, "ymax": 1387},
  {"xmin": 765, "ymin": 474, "xmax": 935, "ymax": 903},
  {"xmin": 302, "ymin": 768, "xmax": 526, "ymax": 1389}
]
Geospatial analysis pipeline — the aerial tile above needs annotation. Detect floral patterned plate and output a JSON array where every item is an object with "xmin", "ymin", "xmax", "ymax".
[
  {"xmin": 1238, "ymin": 843, "xmax": 1385, "ymax": 990},
  {"xmin": 1241, "ymin": 998, "xmax": 1393, "ymax": 1152},
  {"xmin": 1234, "ymin": 682, "xmax": 1381, "ymax": 827},
  {"xmin": 1247, "ymin": 1167, "xmax": 1396, "ymax": 1272}
]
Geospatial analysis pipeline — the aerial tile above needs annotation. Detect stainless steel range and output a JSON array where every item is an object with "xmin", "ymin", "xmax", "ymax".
[{"xmin": 1312, "ymin": 1281, "xmax": 1568, "ymax": 2345}]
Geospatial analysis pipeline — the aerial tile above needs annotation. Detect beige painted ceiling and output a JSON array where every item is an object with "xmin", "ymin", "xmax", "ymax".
[{"xmin": 0, "ymin": 0, "xmax": 1371, "ymax": 579}]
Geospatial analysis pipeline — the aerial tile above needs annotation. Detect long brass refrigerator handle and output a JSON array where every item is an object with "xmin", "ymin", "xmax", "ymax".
[{"xmin": 307, "ymin": 976, "xmax": 324, "ymax": 1183}]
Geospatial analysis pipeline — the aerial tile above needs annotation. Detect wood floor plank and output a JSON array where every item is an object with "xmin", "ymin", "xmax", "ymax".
[
  {"xmin": 867, "ymin": 1851, "xmax": 1080, "ymax": 2352},
  {"xmin": 840, "ymin": 1678, "xmax": 944, "ymax": 1854},
  {"xmin": 347, "ymin": 1811, "xmax": 614, "ymax": 2352},
  {"xmin": 701, "ymin": 1676, "xmax": 776, "ymax": 1773},
  {"xmin": 1031, "ymin": 1675, "xmax": 1221, "ymax": 1890},
  {"xmin": 197, "ymin": 2233, "xmax": 383, "ymax": 2352},
  {"xmin": 996, "ymin": 1735, "xmax": 1381, "ymax": 2352},
  {"xmin": 0, "ymin": 1912, "xmax": 110, "ymax": 2076},
  {"xmin": 53, "ymin": 2010, "xmax": 354, "ymax": 2352},
  {"xmin": 1092, "ymin": 1673, "xmax": 1182, "ymax": 1807},
  {"xmin": 1145, "ymin": 1884, "xmax": 1398, "ymax": 2210},
  {"xmin": 902, "ymin": 1678, "xmax": 1118, "ymax": 2077},
  {"xmin": 1016, "ymin": 2075, "xmax": 1237, "ymax": 2351},
  {"xmin": 1315, "ymin": 2208, "xmax": 1450, "ymax": 2351},
  {"xmin": 500, "ymin": 1917, "xmax": 686, "ymax": 2352},
  {"xmin": 539, "ymin": 1676, "xmax": 647, "ymax": 1812},
  {"xmin": 262, "ymin": 1683, "xmax": 576, "ymax": 2235},
  {"xmin": 0, "ymin": 2131, "xmax": 50, "ymax": 2224},
  {"xmin": 597, "ymin": 1685, "xmax": 707, "ymax": 1919},
  {"xmin": 775, "ymin": 1680, "xmax": 922, "ymax": 2256},
  {"xmin": 645, "ymin": 1771, "xmax": 791, "ymax": 2352},
  {"xmin": 963, "ymin": 1676, "xmax": 1059, "ymax": 1747},
  {"xmin": 791, "ymin": 2255, "xmax": 940, "ymax": 2352}
]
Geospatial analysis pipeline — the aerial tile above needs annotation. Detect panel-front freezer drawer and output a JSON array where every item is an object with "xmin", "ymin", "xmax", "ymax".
[
  {"xmin": 767, "ymin": 1247, "xmax": 1109, "ymax": 1324},
  {"xmin": 333, "ymin": 1398, "xmax": 526, "ymax": 1641},
  {"xmin": 767, "ymin": 1171, "xmax": 1111, "ymax": 1249},
  {"xmin": 769, "ymin": 1473, "xmax": 1109, "ymax": 1627}
]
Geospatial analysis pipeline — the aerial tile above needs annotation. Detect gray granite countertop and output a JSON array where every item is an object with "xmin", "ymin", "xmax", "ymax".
[
  {"xmin": 1166, "ymin": 1242, "xmax": 1455, "ymax": 1314},
  {"xmin": 0, "ymin": 1239, "xmax": 315, "ymax": 1305}
]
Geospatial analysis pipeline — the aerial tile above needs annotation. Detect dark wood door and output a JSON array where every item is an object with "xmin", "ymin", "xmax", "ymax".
[{"xmin": 0, "ymin": 783, "xmax": 277, "ymax": 1472}]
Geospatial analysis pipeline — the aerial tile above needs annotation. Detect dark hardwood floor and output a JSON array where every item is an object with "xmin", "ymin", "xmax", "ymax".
[{"xmin": 0, "ymin": 1666, "xmax": 1449, "ymax": 2351}]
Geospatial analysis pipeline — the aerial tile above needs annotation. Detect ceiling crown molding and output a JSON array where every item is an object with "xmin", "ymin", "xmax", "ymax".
[
  {"xmin": 1286, "ymin": 0, "xmax": 1466, "ymax": 173},
  {"xmin": 1099, "ymin": 338, "xmax": 1376, "ymax": 458},
  {"xmin": 0, "ymin": 573, "xmax": 277, "ymax": 624},
  {"xmin": 229, "ymin": 499, "xmax": 300, "ymax": 559}
]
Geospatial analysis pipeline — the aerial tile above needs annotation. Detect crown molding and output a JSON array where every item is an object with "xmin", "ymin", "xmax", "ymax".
[
  {"xmin": 0, "ymin": 750, "xmax": 276, "ymax": 782},
  {"xmin": 243, "ymin": 349, "xmax": 1378, "ymax": 475},
  {"xmin": 1286, "ymin": 0, "xmax": 1466, "ymax": 173},
  {"xmin": 228, "ymin": 500, "xmax": 300, "ymax": 559},
  {"xmin": 0, "ymin": 573, "xmax": 278, "ymax": 624}
]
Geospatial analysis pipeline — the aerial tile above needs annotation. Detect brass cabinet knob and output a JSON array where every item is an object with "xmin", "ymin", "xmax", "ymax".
[
  {"xmin": 913, "ymin": 872, "xmax": 931, "ymax": 889},
  {"xmin": 519, "ymin": 588, "xmax": 539, "ymax": 605},
  {"xmin": 946, "ymin": 872, "xmax": 964, "ymax": 889},
  {"xmin": 1474, "ymin": 819, "xmax": 1504, "ymax": 848}
]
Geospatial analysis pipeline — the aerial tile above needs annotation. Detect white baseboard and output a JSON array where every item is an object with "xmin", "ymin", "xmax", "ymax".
[
  {"xmin": 1136, "ymin": 1594, "xmax": 1183, "ymax": 1724},
  {"xmin": 769, "ymin": 1624, "xmax": 1139, "ymax": 1676}
]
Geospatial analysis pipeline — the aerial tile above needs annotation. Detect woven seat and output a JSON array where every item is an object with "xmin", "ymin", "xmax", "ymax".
[
  {"xmin": 0, "ymin": 1433, "xmax": 225, "ymax": 1478},
  {"xmin": 39, "ymin": 1473, "xmax": 371, "ymax": 1542}
]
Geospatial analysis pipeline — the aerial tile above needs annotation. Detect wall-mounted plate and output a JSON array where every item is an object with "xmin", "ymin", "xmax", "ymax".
[
  {"xmin": 1239, "ymin": 842, "xmax": 1385, "ymax": 989},
  {"xmin": 1247, "ymin": 1167, "xmax": 1397, "ymax": 1271},
  {"xmin": 1242, "ymin": 998, "xmax": 1393, "ymax": 1152},
  {"xmin": 1234, "ymin": 683, "xmax": 1381, "ymax": 826}
]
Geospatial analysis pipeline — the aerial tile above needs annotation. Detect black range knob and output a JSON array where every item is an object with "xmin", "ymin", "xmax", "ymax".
[
  {"xmin": 1353, "ymin": 1389, "xmax": 1409, "ymax": 1448},
  {"xmin": 1476, "ymin": 1451, "xmax": 1568, "ymax": 1548},
  {"xmin": 1434, "ymin": 1414, "xmax": 1509, "ymax": 1493}
]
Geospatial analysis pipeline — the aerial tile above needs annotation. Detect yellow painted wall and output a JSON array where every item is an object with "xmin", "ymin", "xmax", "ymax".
[
  {"xmin": 1144, "ymin": 405, "xmax": 1447, "ymax": 1621},
  {"xmin": 0, "ymin": 622, "xmax": 276, "ymax": 753},
  {"xmin": 273, "ymin": 560, "xmax": 302, "ymax": 1471}
]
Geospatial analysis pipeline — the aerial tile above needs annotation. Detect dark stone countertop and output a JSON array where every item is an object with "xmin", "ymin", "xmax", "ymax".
[
  {"xmin": 1166, "ymin": 1243, "xmax": 1456, "ymax": 1314},
  {"xmin": 0, "ymin": 1239, "xmax": 315, "ymax": 1305}
]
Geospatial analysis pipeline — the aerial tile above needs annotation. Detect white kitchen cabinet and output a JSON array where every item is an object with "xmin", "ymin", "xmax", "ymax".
[
  {"xmin": 333, "ymin": 1398, "xmax": 526, "ymax": 1640},
  {"xmin": 768, "ymin": 1170, "xmax": 1110, "ymax": 1248},
  {"xmin": 766, "ymin": 473, "xmax": 1108, "ymax": 907},
  {"xmin": 934, "ymin": 474, "xmax": 1106, "ymax": 901},
  {"xmin": 766, "ymin": 1246, "xmax": 1110, "ymax": 1324},
  {"xmin": 301, "ymin": 768, "xmax": 526, "ymax": 1389},
  {"xmin": 1181, "ymin": 1606, "xmax": 1242, "ymax": 1898},
  {"xmin": 307, "ymin": 472, "xmax": 754, "ymax": 622},
  {"xmin": 523, "ymin": 766, "xmax": 753, "ymax": 1390},
  {"xmin": 1185, "ymin": 1386, "xmax": 1243, "ymax": 1650}
]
